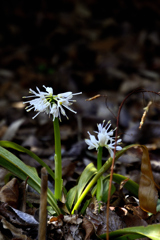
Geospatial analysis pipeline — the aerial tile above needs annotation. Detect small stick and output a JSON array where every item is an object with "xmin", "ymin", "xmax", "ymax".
[
  {"xmin": 139, "ymin": 101, "xmax": 152, "ymax": 129},
  {"xmin": 38, "ymin": 167, "xmax": 48, "ymax": 240},
  {"xmin": 86, "ymin": 94, "xmax": 101, "ymax": 101},
  {"xmin": 19, "ymin": 176, "xmax": 29, "ymax": 212}
]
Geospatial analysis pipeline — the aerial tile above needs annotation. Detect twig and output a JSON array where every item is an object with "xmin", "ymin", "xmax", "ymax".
[
  {"xmin": 85, "ymin": 94, "xmax": 101, "ymax": 101},
  {"xmin": 139, "ymin": 101, "xmax": 152, "ymax": 129}
]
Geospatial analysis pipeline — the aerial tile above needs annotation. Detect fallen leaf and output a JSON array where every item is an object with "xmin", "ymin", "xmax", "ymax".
[
  {"xmin": 82, "ymin": 217, "xmax": 94, "ymax": 240},
  {"xmin": 139, "ymin": 145, "xmax": 159, "ymax": 214},
  {"xmin": 1, "ymin": 217, "xmax": 27, "ymax": 239},
  {"xmin": 63, "ymin": 214, "xmax": 82, "ymax": 225},
  {"xmin": 84, "ymin": 202, "xmax": 126, "ymax": 235},
  {"xmin": 0, "ymin": 178, "xmax": 19, "ymax": 209},
  {"xmin": 123, "ymin": 213, "xmax": 148, "ymax": 227},
  {"xmin": 148, "ymin": 212, "xmax": 160, "ymax": 224},
  {"xmin": 2, "ymin": 118, "xmax": 25, "ymax": 141}
]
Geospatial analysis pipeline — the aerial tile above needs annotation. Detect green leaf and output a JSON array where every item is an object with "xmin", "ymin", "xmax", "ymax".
[
  {"xmin": 0, "ymin": 146, "xmax": 61, "ymax": 215},
  {"xmin": 80, "ymin": 199, "xmax": 91, "ymax": 215},
  {"xmin": 101, "ymin": 179, "xmax": 116, "ymax": 203},
  {"xmin": 156, "ymin": 199, "xmax": 160, "ymax": 212},
  {"xmin": 100, "ymin": 224, "xmax": 160, "ymax": 240},
  {"xmin": 66, "ymin": 186, "xmax": 77, "ymax": 212},
  {"xmin": 76, "ymin": 163, "xmax": 97, "ymax": 202},
  {"xmin": 0, "ymin": 141, "xmax": 55, "ymax": 180},
  {"xmin": 106, "ymin": 173, "xmax": 139, "ymax": 197},
  {"xmin": 108, "ymin": 233, "xmax": 148, "ymax": 240},
  {"xmin": 91, "ymin": 179, "xmax": 116, "ymax": 203}
]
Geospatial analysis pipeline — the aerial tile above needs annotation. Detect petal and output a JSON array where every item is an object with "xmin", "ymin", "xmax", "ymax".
[
  {"xmin": 72, "ymin": 92, "xmax": 82, "ymax": 96},
  {"xmin": 107, "ymin": 147, "xmax": 113, "ymax": 158},
  {"xmin": 59, "ymin": 105, "xmax": 66, "ymax": 116},
  {"xmin": 90, "ymin": 134, "xmax": 97, "ymax": 143},
  {"xmin": 36, "ymin": 86, "xmax": 41, "ymax": 93},
  {"xmin": 29, "ymin": 88, "xmax": 39, "ymax": 96},
  {"xmin": 116, "ymin": 146, "xmax": 122, "ymax": 150},
  {"xmin": 58, "ymin": 92, "xmax": 72, "ymax": 99},
  {"xmin": 85, "ymin": 140, "xmax": 91, "ymax": 148},
  {"xmin": 97, "ymin": 123, "xmax": 103, "ymax": 132},
  {"xmin": 117, "ymin": 139, "xmax": 122, "ymax": 143},
  {"xmin": 46, "ymin": 87, "xmax": 53, "ymax": 94},
  {"xmin": 62, "ymin": 104, "xmax": 77, "ymax": 114},
  {"xmin": 85, "ymin": 133, "xmax": 99, "ymax": 150}
]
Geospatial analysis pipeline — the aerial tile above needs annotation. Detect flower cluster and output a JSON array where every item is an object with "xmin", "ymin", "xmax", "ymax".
[
  {"xmin": 23, "ymin": 85, "xmax": 82, "ymax": 121},
  {"xmin": 85, "ymin": 120, "xmax": 122, "ymax": 157}
]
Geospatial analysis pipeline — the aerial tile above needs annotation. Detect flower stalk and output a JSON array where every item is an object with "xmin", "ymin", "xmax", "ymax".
[
  {"xmin": 96, "ymin": 146, "xmax": 103, "ymax": 201},
  {"xmin": 53, "ymin": 117, "xmax": 63, "ymax": 200}
]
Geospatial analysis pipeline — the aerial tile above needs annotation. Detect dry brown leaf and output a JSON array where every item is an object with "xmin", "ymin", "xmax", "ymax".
[
  {"xmin": 0, "ymin": 167, "xmax": 10, "ymax": 186},
  {"xmin": 124, "ymin": 205, "xmax": 148, "ymax": 220},
  {"xmin": 2, "ymin": 118, "xmax": 25, "ymax": 141},
  {"xmin": 1, "ymin": 217, "xmax": 28, "ymax": 239},
  {"xmin": 82, "ymin": 217, "xmax": 94, "ymax": 240},
  {"xmin": 123, "ymin": 213, "xmax": 148, "ymax": 227},
  {"xmin": 0, "ymin": 178, "xmax": 19, "ymax": 209},
  {"xmin": 148, "ymin": 212, "xmax": 160, "ymax": 224},
  {"xmin": 138, "ymin": 145, "xmax": 159, "ymax": 214},
  {"xmin": 84, "ymin": 203, "xmax": 126, "ymax": 235},
  {"xmin": 63, "ymin": 215, "xmax": 82, "ymax": 225}
]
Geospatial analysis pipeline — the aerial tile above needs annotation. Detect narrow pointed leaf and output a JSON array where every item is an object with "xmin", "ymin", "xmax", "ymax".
[
  {"xmin": 100, "ymin": 224, "xmax": 160, "ymax": 240},
  {"xmin": 0, "ymin": 146, "xmax": 61, "ymax": 215},
  {"xmin": 108, "ymin": 233, "xmax": 145, "ymax": 240},
  {"xmin": 101, "ymin": 179, "xmax": 116, "ymax": 203},
  {"xmin": 66, "ymin": 186, "xmax": 77, "ymax": 212},
  {"xmin": 0, "ymin": 140, "xmax": 55, "ymax": 180},
  {"xmin": 76, "ymin": 162, "xmax": 97, "ymax": 202},
  {"xmin": 91, "ymin": 179, "xmax": 116, "ymax": 203}
]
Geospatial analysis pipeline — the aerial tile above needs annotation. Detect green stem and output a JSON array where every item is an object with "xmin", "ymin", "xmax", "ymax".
[
  {"xmin": 71, "ymin": 144, "xmax": 135, "ymax": 214},
  {"xmin": 53, "ymin": 117, "xmax": 62, "ymax": 200},
  {"xmin": 96, "ymin": 147, "xmax": 103, "ymax": 201}
]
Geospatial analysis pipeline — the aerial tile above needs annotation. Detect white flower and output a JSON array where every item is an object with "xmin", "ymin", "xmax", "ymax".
[
  {"xmin": 23, "ymin": 85, "xmax": 82, "ymax": 121},
  {"xmin": 85, "ymin": 121, "xmax": 122, "ymax": 157},
  {"xmin": 85, "ymin": 132, "xmax": 99, "ymax": 150}
]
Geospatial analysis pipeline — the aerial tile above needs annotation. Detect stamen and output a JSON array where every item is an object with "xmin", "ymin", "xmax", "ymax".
[{"xmin": 32, "ymin": 112, "xmax": 40, "ymax": 119}]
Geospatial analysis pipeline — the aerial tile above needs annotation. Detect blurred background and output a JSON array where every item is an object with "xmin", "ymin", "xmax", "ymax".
[
  {"xmin": 1, "ymin": 0, "xmax": 160, "ymax": 92},
  {"xmin": 1, "ymin": 0, "xmax": 160, "ymax": 185}
]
